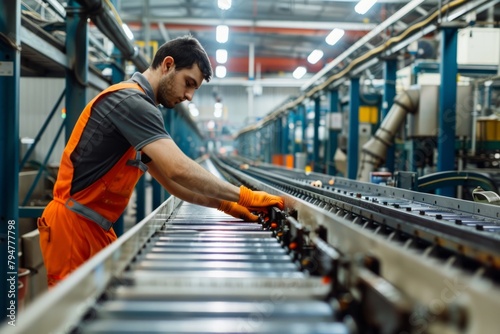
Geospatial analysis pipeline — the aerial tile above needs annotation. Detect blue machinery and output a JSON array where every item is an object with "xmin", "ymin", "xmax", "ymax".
[
  {"xmin": 235, "ymin": 0, "xmax": 499, "ymax": 190},
  {"xmin": 0, "ymin": 0, "xmax": 21, "ymax": 323}
]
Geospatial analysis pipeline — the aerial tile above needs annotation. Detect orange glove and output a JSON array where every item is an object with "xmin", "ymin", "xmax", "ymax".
[
  {"xmin": 238, "ymin": 186, "xmax": 284, "ymax": 210},
  {"xmin": 218, "ymin": 201, "xmax": 259, "ymax": 222}
]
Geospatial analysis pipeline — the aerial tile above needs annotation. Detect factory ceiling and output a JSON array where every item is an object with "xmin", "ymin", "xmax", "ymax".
[
  {"xmin": 116, "ymin": 0, "xmax": 499, "ymax": 81},
  {"xmin": 18, "ymin": 0, "xmax": 500, "ymax": 85}
]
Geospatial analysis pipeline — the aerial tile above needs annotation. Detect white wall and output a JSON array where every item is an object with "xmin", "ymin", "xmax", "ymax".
[
  {"xmin": 19, "ymin": 78, "xmax": 99, "ymax": 167},
  {"xmin": 19, "ymin": 77, "xmax": 298, "ymax": 166},
  {"xmin": 192, "ymin": 84, "xmax": 300, "ymax": 128}
]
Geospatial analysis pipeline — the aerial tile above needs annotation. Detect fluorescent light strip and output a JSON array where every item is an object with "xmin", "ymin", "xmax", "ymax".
[
  {"xmin": 216, "ymin": 65, "xmax": 227, "ymax": 78},
  {"xmin": 307, "ymin": 49, "xmax": 324, "ymax": 64},
  {"xmin": 293, "ymin": 66, "xmax": 307, "ymax": 79},
  {"xmin": 216, "ymin": 25, "xmax": 229, "ymax": 43},
  {"xmin": 214, "ymin": 102, "xmax": 223, "ymax": 117},
  {"xmin": 218, "ymin": 0, "xmax": 232, "ymax": 10},
  {"xmin": 121, "ymin": 23, "xmax": 134, "ymax": 40},
  {"xmin": 188, "ymin": 103, "xmax": 199, "ymax": 117},
  {"xmin": 355, "ymin": 0, "xmax": 377, "ymax": 15},
  {"xmin": 216, "ymin": 49, "xmax": 228, "ymax": 64},
  {"xmin": 325, "ymin": 28, "xmax": 344, "ymax": 46}
]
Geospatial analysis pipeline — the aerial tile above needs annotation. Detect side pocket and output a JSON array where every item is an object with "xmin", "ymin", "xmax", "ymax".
[{"xmin": 37, "ymin": 217, "xmax": 51, "ymax": 244}]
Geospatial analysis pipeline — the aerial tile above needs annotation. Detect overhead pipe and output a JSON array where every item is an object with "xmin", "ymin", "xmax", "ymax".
[
  {"xmin": 357, "ymin": 88, "xmax": 420, "ymax": 182},
  {"xmin": 75, "ymin": 0, "xmax": 149, "ymax": 72}
]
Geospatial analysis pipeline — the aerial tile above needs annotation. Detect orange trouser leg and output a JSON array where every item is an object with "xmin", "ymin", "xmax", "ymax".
[{"xmin": 38, "ymin": 200, "xmax": 117, "ymax": 287}]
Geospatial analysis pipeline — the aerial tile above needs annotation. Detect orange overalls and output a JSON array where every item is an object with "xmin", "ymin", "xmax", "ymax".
[{"xmin": 38, "ymin": 82, "xmax": 148, "ymax": 287}]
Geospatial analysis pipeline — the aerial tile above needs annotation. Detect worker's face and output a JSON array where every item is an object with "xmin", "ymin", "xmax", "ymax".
[{"xmin": 157, "ymin": 60, "xmax": 204, "ymax": 108}]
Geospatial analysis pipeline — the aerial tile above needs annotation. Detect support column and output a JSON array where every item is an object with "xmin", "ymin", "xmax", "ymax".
[
  {"xmin": 0, "ymin": 0, "xmax": 20, "ymax": 321},
  {"xmin": 327, "ymin": 89, "xmax": 339, "ymax": 175},
  {"xmin": 65, "ymin": 0, "xmax": 88, "ymax": 141},
  {"xmin": 289, "ymin": 110, "xmax": 297, "ymax": 157},
  {"xmin": 300, "ymin": 103, "xmax": 308, "ymax": 165},
  {"xmin": 313, "ymin": 96, "xmax": 321, "ymax": 172},
  {"xmin": 295, "ymin": 105, "xmax": 305, "ymax": 154},
  {"xmin": 143, "ymin": 0, "xmax": 151, "ymax": 59},
  {"xmin": 251, "ymin": 133, "xmax": 256, "ymax": 159},
  {"xmin": 110, "ymin": 0, "xmax": 126, "ymax": 235},
  {"xmin": 135, "ymin": 177, "xmax": 145, "ymax": 223},
  {"xmin": 267, "ymin": 124, "xmax": 273, "ymax": 163},
  {"xmin": 152, "ymin": 180, "xmax": 164, "ymax": 209},
  {"xmin": 383, "ymin": 58, "xmax": 397, "ymax": 172},
  {"xmin": 437, "ymin": 26, "xmax": 458, "ymax": 197},
  {"xmin": 262, "ymin": 126, "xmax": 269, "ymax": 163},
  {"xmin": 272, "ymin": 119, "xmax": 281, "ymax": 165},
  {"xmin": 348, "ymin": 77, "xmax": 360, "ymax": 179},
  {"xmin": 110, "ymin": 0, "xmax": 125, "ymax": 84},
  {"xmin": 247, "ymin": 43, "xmax": 255, "ymax": 122},
  {"xmin": 152, "ymin": 108, "xmax": 171, "ymax": 209},
  {"xmin": 282, "ymin": 114, "xmax": 290, "ymax": 167}
]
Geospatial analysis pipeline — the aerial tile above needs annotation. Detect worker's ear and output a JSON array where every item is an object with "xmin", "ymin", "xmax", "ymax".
[{"xmin": 162, "ymin": 56, "xmax": 175, "ymax": 73}]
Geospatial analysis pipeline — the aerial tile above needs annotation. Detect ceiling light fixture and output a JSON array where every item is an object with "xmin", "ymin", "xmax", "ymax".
[
  {"xmin": 355, "ymin": 0, "xmax": 377, "ymax": 15},
  {"xmin": 121, "ymin": 23, "xmax": 134, "ymax": 40},
  {"xmin": 218, "ymin": 0, "xmax": 232, "ymax": 10},
  {"xmin": 325, "ymin": 28, "xmax": 344, "ymax": 46},
  {"xmin": 188, "ymin": 103, "xmax": 199, "ymax": 117},
  {"xmin": 214, "ymin": 102, "xmax": 223, "ymax": 118},
  {"xmin": 216, "ymin": 25, "xmax": 229, "ymax": 43},
  {"xmin": 307, "ymin": 49, "xmax": 324, "ymax": 64},
  {"xmin": 293, "ymin": 66, "xmax": 307, "ymax": 79},
  {"xmin": 216, "ymin": 49, "xmax": 228, "ymax": 64},
  {"xmin": 216, "ymin": 65, "xmax": 227, "ymax": 78}
]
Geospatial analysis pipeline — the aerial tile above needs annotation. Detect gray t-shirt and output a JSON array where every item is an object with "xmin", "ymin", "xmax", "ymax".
[{"xmin": 70, "ymin": 72, "xmax": 170, "ymax": 194}]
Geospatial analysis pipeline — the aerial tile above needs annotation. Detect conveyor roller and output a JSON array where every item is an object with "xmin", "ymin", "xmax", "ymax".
[{"xmin": 79, "ymin": 203, "xmax": 349, "ymax": 334}]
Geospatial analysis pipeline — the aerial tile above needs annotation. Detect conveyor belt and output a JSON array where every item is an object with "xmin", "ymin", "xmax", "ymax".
[
  {"xmin": 215, "ymin": 156, "xmax": 500, "ymax": 268},
  {"xmin": 80, "ymin": 203, "xmax": 349, "ymax": 334}
]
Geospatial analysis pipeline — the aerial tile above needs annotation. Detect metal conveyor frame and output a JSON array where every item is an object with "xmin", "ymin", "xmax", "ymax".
[{"xmin": 7, "ymin": 196, "xmax": 182, "ymax": 334}]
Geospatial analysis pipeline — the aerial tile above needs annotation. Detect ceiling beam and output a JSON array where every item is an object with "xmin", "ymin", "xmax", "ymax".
[
  {"xmin": 210, "ymin": 56, "xmax": 324, "ymax": 74},
  {"xmin": 206, "ymin": 77, "xmax": 309, "ymax": 87},
  {"xmin": 127, "ymin": 22, "xmax": 334, "ymax": 36},
  {"xmin": 121, "ymin": 16, "xmax": 377, "ymax": 31}
]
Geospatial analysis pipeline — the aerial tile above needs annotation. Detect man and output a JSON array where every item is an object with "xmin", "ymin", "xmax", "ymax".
[{"xmin": 38, "ymin": 35, "xmax": 284, "ymax": 287}]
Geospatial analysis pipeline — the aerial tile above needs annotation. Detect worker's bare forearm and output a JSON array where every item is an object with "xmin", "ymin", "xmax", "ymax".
[
  {"xmin": 147, "ymin": 162, "xmax": 221, "ymax": 208},
  {"xmin": 142, "ymin": 138, "xmax": 240, "ymax": 202},
  {"xmin": 170, "ymin": 159, "xmax": 240, "ymax": 200}
]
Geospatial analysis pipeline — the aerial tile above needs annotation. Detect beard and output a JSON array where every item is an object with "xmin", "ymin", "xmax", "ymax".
[{"xmin": 157, "ymin": 73, "xmax": 176, "ymax": 108}]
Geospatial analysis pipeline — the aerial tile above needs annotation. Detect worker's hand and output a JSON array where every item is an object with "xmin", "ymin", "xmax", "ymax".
[
  {"xmin": 238, "ymin": 186, "xmax": 284, "ymax": 210},
  {"xmin": 218, "ymin": 200, "xmax": 259, "ymax": 222}
]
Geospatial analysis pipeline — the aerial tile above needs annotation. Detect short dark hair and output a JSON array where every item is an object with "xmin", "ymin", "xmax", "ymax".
[{"xmin": 151, "ymin": 35, "xmax": 212, "ymax": 82}]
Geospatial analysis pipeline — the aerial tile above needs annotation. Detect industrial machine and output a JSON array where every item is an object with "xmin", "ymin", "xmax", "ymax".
[
  {"xmin": 358, "ymin": 83, "xmax": 474, "ymax": 182},
  {"xmin": 4, "ymin": 156, "xmax": 500, "ymax": 334}
]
